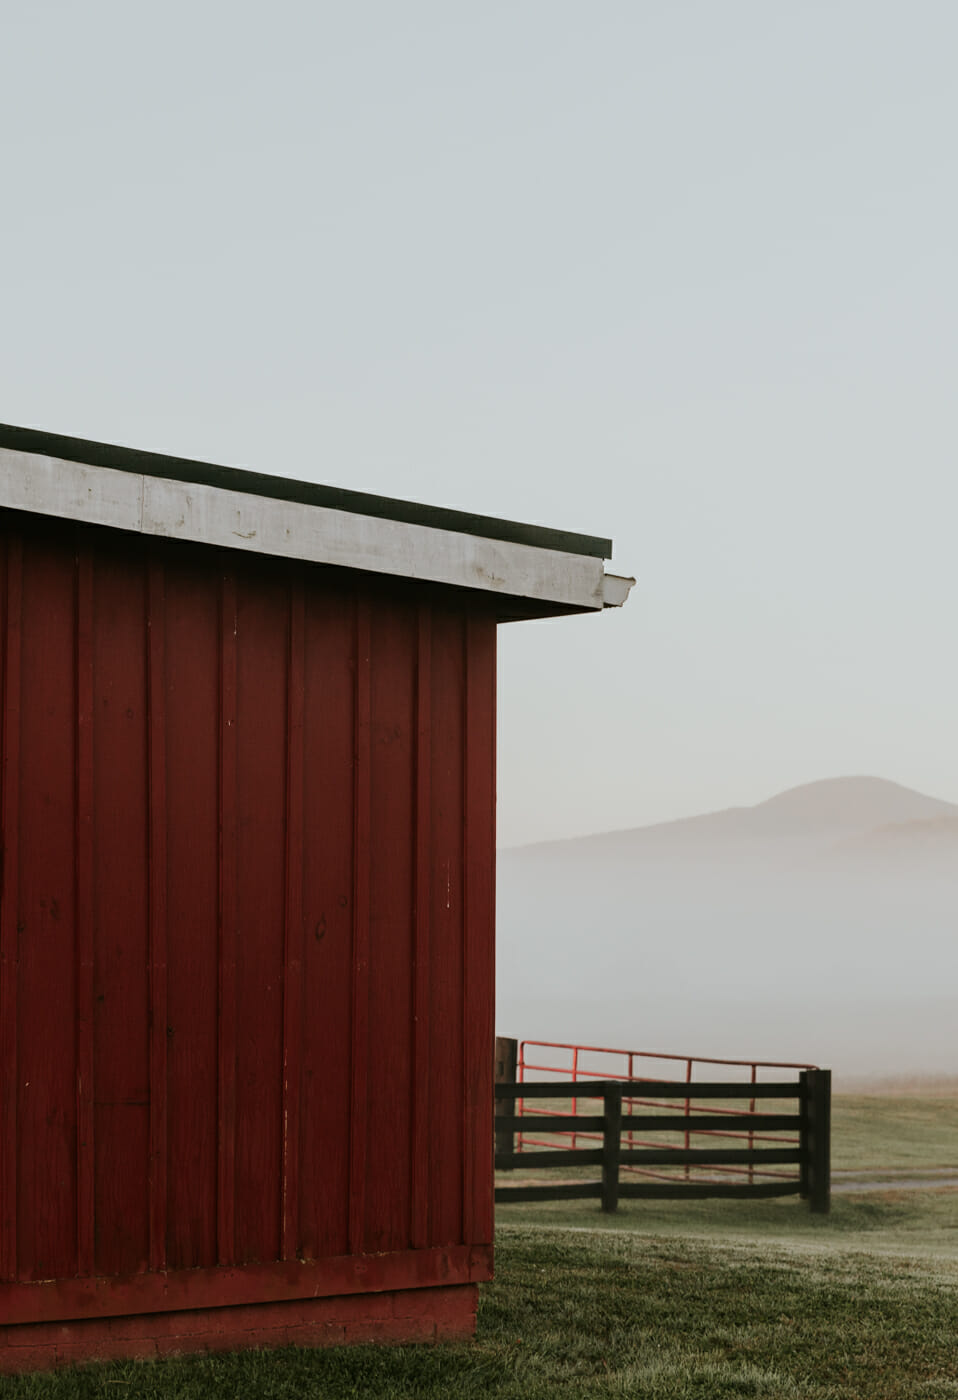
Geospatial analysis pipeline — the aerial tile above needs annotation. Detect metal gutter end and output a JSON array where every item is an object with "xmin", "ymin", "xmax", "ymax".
[{"xmin": 601, "ymin": 574, "xmax": 636, "ymax": 608}]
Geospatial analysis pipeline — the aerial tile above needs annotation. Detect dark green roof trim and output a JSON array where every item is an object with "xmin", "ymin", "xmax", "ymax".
[{"xmin": 0, "ymin": 423, "xmax": 612, "ymax": 561}]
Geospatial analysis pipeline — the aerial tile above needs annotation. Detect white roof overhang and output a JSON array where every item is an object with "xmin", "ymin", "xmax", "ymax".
[{"xmin": 0, "ymin": 437, "xmax": 634, "ymax": 620}]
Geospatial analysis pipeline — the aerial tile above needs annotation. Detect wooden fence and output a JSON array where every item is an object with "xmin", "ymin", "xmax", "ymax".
[{"xmin": 494, "ymin": 1072, "xmax": 831, "ymax": 1214}]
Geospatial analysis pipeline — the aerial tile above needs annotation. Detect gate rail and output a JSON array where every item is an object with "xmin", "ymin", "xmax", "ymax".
[{"xmin": 512, "ymin": 1039, "xmax": 818, "ymax": 1187}]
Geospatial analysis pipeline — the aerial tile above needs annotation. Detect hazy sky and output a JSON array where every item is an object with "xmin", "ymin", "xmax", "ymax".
[{"xmin": 4, "ymin": 2, "xmax": 957, "ymax": 845}]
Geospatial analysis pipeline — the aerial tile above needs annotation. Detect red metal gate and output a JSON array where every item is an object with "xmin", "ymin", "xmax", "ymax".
[{"xmin": 516, "ymin": 1041, "xmax": 816, "ymax": 1185}]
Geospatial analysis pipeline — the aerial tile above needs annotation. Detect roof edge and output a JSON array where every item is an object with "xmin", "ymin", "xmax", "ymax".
[
  {"xmin": 0, "ymin": 422, "xmax": 612, "ymax": 561},
  {"xmin": 0, "ymin": 446, "xmax": 621, "ymax": 618}
]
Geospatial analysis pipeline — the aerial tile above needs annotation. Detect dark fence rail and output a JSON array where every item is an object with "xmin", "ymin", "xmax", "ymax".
[{"xmin": 494, "ymin": 1072, "xmax": 831, "ymax": 1214}]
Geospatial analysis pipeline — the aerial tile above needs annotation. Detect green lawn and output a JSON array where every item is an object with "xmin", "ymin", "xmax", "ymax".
[
  {"xmin": 495, "ymin": 1183, "xmax": 958, "ymax": 1260},
  {"xmin": 832, "ymin": 1089, "xmax": 958, "ymax": 1173}
]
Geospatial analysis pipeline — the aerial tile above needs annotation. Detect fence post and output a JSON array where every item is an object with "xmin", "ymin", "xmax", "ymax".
[
  {"xmin": 494, "ymin": 1036, "xmax": 519, "ymax": 1170},
  {"xmin": 601, "ymin": 1082, "xmax": 622, "ymax": 1213},
  {"xmin": 802, "ymin": 1069, "xmax": 831, "ymax": 1214},
  {"xmin": 748, "ymin": 1064, "xmax": 757, "ymax": 1187},
  {"xmin": 684, "ymin": 1059, "xmax": 692, "ymax": 1180},
  {"xmin": 798, "ymin": 1071, "xmax": 809, "ymax": 1201}
]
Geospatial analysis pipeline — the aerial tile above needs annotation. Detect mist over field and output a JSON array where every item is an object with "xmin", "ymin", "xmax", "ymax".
[{"xmin": 496, "ymin": 776, "xmax": 958, "ymax": 1081}]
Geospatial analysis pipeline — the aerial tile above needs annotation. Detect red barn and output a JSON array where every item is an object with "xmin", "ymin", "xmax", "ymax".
[{"xmin": 0, "ymin": 424, "xmax": 632, "ymax": 1371}]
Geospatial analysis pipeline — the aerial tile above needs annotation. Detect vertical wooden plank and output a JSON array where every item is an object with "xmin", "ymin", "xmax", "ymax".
[
  {"xmin": 74, "ymin": 548, "xmax": 95, "ymax": 1278},
  {"xmin": 364, "ymin": 597, "xmax": 415, "ymax": 1254},
  {"xmin": 347, "ymin": 597, "xmax": 371, "ymax": 1258},
  {"xmin": 299, "ymin": 584, "xmax": 355, "ymax": 1263},
  {"xmin": 233, "ymin": 569, "xmax": 287, "ymax": 1264},
  {"xmin": 91, "ymin": 545, "xmax": 150, "ymax": 1278},
  {"xmin": 426, "ymin": 609, "xmax": 465, "ymax": 1247},
  {"xmin": 18, "ymin": 534, "xmax": 78, "ymax": 1279},
  {"xmin": 410, "ymin": 605, "xmax": 431, "ymax": 1249},
  {"xmin": 462, "ymin": 614, "xmax": 496, "ymax": 1246},
  {"xmin": 147, "ymin": 558, "xmax": 168, "ymax": 1273},
  {"xmin": 164, "ymin": 565, "xmax": 219, "ymax": 1271},
  {"xmin": 281, "ymin": 577, "xmax": 305, "ymax": 1261},
  {"xmin": 0, "ymin": 536, "xmax": 22, "ymax": 1281},
  {"xmin": 217, "ymin": 569, "xmax": 238, "ymax": 1267}
]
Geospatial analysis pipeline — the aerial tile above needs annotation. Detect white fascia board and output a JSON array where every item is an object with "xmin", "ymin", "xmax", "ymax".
[{"xmin": 0, "ymin": 449, "xmax": 613, "ymax": 612}]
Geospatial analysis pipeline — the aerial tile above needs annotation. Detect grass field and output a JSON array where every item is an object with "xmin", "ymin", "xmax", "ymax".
[
  {"xmin": 3, "ymin": 1087, "xmax": 957, "ymax": 1398},
  {"xmin": 832, "ymin": 1086, "xmax": 958, "ymax": 1174},
  {"xmin": 495, "ymin": 1183, "xmax": 958, "ymax": 1261}
]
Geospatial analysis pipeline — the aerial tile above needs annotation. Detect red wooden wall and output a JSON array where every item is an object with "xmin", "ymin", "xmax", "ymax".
[{"xmin": 0, "ymin": 511, "xmax": 495, "ymax": 1325}]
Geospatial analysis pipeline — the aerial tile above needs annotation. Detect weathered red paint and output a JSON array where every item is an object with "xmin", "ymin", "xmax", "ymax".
[
  {"xmin": 0, "ymin": 511, "xmax": 496, "ymax": 1367},
  {"xmin": 0, "ymin": 1282, "xmax": 480, "ymax": 1374}
]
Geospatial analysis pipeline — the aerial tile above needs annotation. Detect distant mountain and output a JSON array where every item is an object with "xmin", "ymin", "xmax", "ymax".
[
  {"xmin": 746, "ymin": 775, "xmax": 958, "ymax": 835},
  {"xmin": 496, "ymin": 777, "xmax": 958, "ymax": 1078},
  {"xmin": 507, "ymin": 776, "xmax": 958, "ymax": 858}
]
